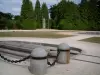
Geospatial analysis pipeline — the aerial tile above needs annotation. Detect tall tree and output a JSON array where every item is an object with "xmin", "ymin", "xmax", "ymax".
[
  {"xmin": 97, "ymin": 0, "xmax": 100, "ymax": 30},
  {"xmin": 56, "ymin": 0, "xmax": 67, "ymax": 25},
  {"xmin": 50, "ymin": 0, "xmax": 83, "ymax": 30},
  {"xmin": 79, "ymin": 0, "xmax": 89, "ymax": 29},
  {"xmin": 35, "ymin": 0, "xmax": 41, "ymax": 28},
  {"xmin": 21, "ymin": 0, "xmax": 34, "ymax": 19},
  {"xmin": 58, "ymin": 2, "xmax": 83, "ymax": 30},
  {"xmin": 79, "ymin": 0, "xmax": 99, "ymax": 30},
  {"xmin": 88, "ymin": 0, "xmax": 98, "ymax": 30},
  {"xmin": 50, "ymin": 0, "xmax": 67, "ymax": 29},
  {"xmin": 20, "ymin": 0, "xmax": 36, "ymax": 29},
  {"xmin": 50, "ymin": 5, "xmax": 58, "ymax": 29},
  {"xmin": 41, "ymin": 3, "xmax": 49, "ymax": 28}
]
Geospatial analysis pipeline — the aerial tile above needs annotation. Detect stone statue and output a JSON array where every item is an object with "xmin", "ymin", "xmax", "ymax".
[{"xmin": 42, "ymin": 18, "xmax": 46, "ymax": 29}]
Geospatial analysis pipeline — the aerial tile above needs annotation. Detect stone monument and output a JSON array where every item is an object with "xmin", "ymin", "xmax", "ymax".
[{"xmin": 42, "ymin": 18, "xmax": 46, "ymax": 29}]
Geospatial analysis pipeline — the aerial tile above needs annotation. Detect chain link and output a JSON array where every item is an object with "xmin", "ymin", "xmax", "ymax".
[
  {"xmin": 47, "ymin": 49, "xmax": 60, "ymax": 66},
  {"xmin": 0, "ymin": 49, "xmax": 60, "ymax": 66},
  {"xmin": 0, "ymin": 53, "xmax": 31, "ymax": 63}
]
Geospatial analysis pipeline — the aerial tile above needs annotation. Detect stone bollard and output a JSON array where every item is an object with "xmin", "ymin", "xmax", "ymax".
[
  {"xmin": 57, "ymin": 43, "xmax": 70, "ymax": 64},
  {"xmin": 29, "ymin": 47, "xmax": 47, "ymax": 75}
]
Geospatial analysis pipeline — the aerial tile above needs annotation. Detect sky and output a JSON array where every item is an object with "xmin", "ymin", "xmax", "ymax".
[{"xmin": 0, "ymin": 0, "xmax": 81, "ymax": 15}]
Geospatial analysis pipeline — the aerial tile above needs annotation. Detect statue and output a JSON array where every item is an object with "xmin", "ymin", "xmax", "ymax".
[{"xmin": 42, "ymin": 18, "xmax": 46, "ymax": 29}]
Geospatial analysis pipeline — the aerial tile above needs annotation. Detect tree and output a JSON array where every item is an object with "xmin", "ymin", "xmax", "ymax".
[
  {"xmin": 88, "ymin": 0, "xmax": 98, "ymax": 30},
  {"xmin": 41, "ymin": 3, "xmax": 49, "ymax": 28},
  {"xmin": 0, "ymin": 12, "xmax": 13, "ymax": 29},
  {"xmin": 50, "ymin": 5, "xmax": 58, "ymax": 29},
  {"xmin": 50, "ymin": 0, "xmax": 68, "ymax": 29},
  {"xmin": 97, "ymin": 0, "xmax": 100, "ymax": 30},
  {"xmin": 14, "ymin": 15, "xmax": 23, "ymax": 29},
  {"xmin": 55, "ymin": 0, "xmax": 67, "ymax": 26},
  {"xmin": 79, "ymin": 0, "xmax": 100, "ymax": 30},
  {"xmin": 20, "ymin": 0, "xmax": 36, "ymax": 29},
  {"xmin": 50, "ymin": 0, "xmax": 84, "ymax": 30},
  {"xmin": 22, "ymin": 19, "xmax": 37, "ymax": 29},
  {"xmin": 58, "ymin": 2, "xmax": 85, "ymax": 30},
  {"xmin": 79, "ymin": 0, "xmax": 89, "ymax": 29},
  {"xmin": 21, "ymin": 0, "xmax": 34, "ymax": 19},
  {"xmin": 35, "ymin": 0, "xmax": 41, "ymax": 28}
]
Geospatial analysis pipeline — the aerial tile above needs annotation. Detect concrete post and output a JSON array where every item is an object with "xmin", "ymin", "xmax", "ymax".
[
  {"xmin": 57, "ymin": 43, "xmax": 70, "ymax": 64},
  {"xmin": 29, "ymin": 47, "xmax": 47, "ymax": 75}
]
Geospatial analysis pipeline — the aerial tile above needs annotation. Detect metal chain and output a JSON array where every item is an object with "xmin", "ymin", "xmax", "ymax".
[
  {"xmin": 47, "ymin": 49, "xmax": 60, "ymax": 66},
  {"xmin": 0, "ymin": 53, "xmax": 31, "ymax": 63},
  {"xmin": 0, "ymin": 49, "xmax": 60, "ymax": 66}
]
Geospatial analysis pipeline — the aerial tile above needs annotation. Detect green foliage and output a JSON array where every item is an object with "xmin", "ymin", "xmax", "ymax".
[
  {"xmin": 35, "ymin": 0, "xmax": 41, "ymax": 28},
  {"xmin": 41, "ymin": 3, "xmax": 49, "ymax": 28},
  {"xmin": 50, "ymin": 0, "xmax": 67, "ymax": 26},
  {"xmin": 50, "ymin": 1, "xmax": 84, "ymax": 30},
  {"xmin": 97, "ymin": 1, "xmax": 100, "ymax": 30},
  {"xmin": 6, "ymin": 20, "xmax": 14, "ymax": 29},
  {"xmin": 50, "ymin": 0, "xmax": 100, "ymax": 30},
  {"xmin": 58, "ymin": 18, "xmax": 88, "ymax": 30},
  {"xmin": 1, "ymin": 0, "xmax": 100, "ymax": 30},
  {"xmin": 65, "ymin": 2, "xmax": 82, "ymax": 29},
  {"xmin": 79, "ymin": 0, "xmax": 100, "ymax": 30},
  {"xmin": 21, "ymin": 0, "xmax": 34, "ymax": 19},
  {"xmin": 50, "ymin": 19, "xmax": 57, "ymax": 29},
  {"xmin": 0, "ymin": 17, "xmax": 6, "ymax": 29},
  {"xmin": 79, "ymin": 0, "xmax": 89, "ymax": 23},
  {"xmin": 14, "ymin": 15, "xmax": 23, "ymax": 29},
  {"xmin": 20, "ymin": 0, "xmax": 36, "ymax": 29},
  {"xmin": 0, "ymin": 12, "xmax": 13, "ymax": 29},
  {"xmin": 88, "ymin": 0, "xmax": 99, "ymax": 30},
  {"xmin": 50, "ymin": 5, "xmax": 58, "ymax": 29},
  {"xmin": 22, "ymin": 19, "xmax": 37, "ymax": 29}
]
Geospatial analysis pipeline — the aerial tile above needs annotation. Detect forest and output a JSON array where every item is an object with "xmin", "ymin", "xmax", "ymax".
[{"xmin": 0, "ymin": 0, "xmax": 100, "ymax": 30}]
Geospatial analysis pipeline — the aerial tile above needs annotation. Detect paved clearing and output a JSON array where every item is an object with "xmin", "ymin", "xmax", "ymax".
[{"xmin": 0, "ymin": 30, "xmax": 100, "ymax": 75}]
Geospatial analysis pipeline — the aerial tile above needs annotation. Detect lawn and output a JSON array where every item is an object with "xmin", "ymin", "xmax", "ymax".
[
  {"xmin": 0, "ymin": 31, "xmax": 72, "ymax": 38},
  {"xmin": 80, "ymin": 37, "xmax": 100, "ymax": 44}
]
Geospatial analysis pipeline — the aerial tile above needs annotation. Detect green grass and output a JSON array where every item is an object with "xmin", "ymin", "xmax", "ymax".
[
  {"xmin": 0, "ymin": 31, "xmax": 72, "ymax": 38},
  {"xmin": 80, "ymin": 37, "xmax": 100, "ymax": 44}
]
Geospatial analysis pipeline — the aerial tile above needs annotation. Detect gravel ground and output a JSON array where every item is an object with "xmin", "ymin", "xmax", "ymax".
[{"xmin": 0, "ymin": 30, "xmax": 100, "ymax": 75}]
